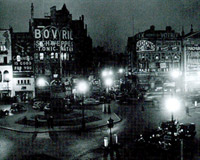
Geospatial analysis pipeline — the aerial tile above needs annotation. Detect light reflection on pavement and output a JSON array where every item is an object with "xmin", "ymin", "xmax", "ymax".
[{"xmin": 0, "ymin": 137, "xmax": 13, "ymax": 160}]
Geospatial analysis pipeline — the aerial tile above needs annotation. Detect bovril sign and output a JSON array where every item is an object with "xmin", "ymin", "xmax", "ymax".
[
  {"xmin": 34, "ymin": 26, "xmax": 73, "ymax": 40},
  {"xmin": 34, "ymin": 26, "xmax": 73, "ymax": 52}
]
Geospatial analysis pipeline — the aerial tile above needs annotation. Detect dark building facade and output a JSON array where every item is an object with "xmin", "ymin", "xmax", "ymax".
[
  {"xmin": 29, "ymin": 4, "xmax": 92, "ymax": 98},
  {"xmin": 127, "ymin": 26, "xmax": 182, "ymax": 90}
]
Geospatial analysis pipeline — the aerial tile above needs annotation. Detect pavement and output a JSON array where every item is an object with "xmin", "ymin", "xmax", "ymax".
[{"xmin": 0, "ymin": 103, "xmax": 122, "ymax": 133}]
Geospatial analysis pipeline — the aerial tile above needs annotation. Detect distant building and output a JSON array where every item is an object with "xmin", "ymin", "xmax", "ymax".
[
  {"xmin": 183, "ymin": 25, "xmax": 200, "ymax": 92},
  {"xmin": 0, "ymin": 29, "xmax": 13, "ymax": 99}
]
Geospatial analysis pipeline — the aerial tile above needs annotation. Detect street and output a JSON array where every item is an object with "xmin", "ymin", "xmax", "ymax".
[{"xmin": 0, "ymin": 100, "xmax": 200, "ymax": 160}]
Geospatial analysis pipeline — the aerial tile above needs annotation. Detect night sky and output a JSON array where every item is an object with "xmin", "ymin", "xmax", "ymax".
[{"xmin": 0, "ymin": 0, "xmax": 200, "ymax": 52}]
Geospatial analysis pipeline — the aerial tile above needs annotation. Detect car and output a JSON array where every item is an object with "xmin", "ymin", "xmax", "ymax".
[
  {"xmin": 83, "ymin": 98, "xmax": 100, "ymax": 105},
  {"xmin": 178, "ymin": 123, "xmax": 196, "ymax": 139},
  {"xmin": 10, "ymin": 103, "xmax": 27, "ymax": 113},
  {"xmin": 0, "ymin": 109, "xmax": 9, "ymax": 117},
  {"xmin": 44, "ymin": 103, "xmax": 51, "ymax": 114},
  {"xmin": 32, "ymin": 101, "xmax": 46, "ymax": 110}
]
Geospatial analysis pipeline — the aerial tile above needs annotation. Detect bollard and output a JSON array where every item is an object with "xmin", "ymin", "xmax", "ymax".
[
  {"xmin": 108, "ymin": 104, "xmax": 111, "ymax": 114},
  {"xmin": 104, "ymin": 137, "xmax": 109, "ymax": 148},
  {"xmin": 195, "ymin": 101, "xmax": 197, "ymax": 107},
  {"xmin": 114, "ymin": 134, "xmax": 118, "ymax": 144},
  {"xmin": 104, "ymin": 104, "xmax": 107, "ymax": 113}
]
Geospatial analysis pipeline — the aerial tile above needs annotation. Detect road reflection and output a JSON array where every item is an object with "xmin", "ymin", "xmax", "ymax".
[{"xmin": 0, "ymin": 137, "xmax": 13, "ymax": 159}]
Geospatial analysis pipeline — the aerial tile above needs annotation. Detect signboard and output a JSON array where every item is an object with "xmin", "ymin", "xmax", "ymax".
[
  {"xmin": 12, "ymin": 33, "xmax": 33, "ymax": 72},
  {"xmin": 156, "ymin": 41, "xmax": 181, "ymax": 51},
  {"xmin": 34, "ymin": 26, "xmax": 73, "ymax": 58},
  {"xmin": 138, "ymin": 52, "xmax": 180, "ymax": 62},
  {"xmin": 136, "ymin": 40, "xmax": 155, "ymax": 52},
  {"xmin": 160, "ymin": 63, "xmax": 167, "ymax": 68},
  {"xmin": 186, "ymin": 46, "xmax": 200, "ymax": 71},
  {"xmin": 0, "ymin": 30, "xmax": 11, "ymax": 54}
]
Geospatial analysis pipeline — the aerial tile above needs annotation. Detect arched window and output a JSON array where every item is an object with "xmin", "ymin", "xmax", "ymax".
[
  {"xmin": 0, "ymin": 71, "xmax": 2, "ymax": 82},
  {"xmin": 3, "ymin": 70, "xmax": 9, "ymax": 82}
]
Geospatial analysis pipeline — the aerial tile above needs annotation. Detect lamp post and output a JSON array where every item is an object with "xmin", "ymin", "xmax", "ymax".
[
  {"xmin": 77, "ymin": 80, "xmax": 89, "ymax": 130},
  {"xmin": 107, "ymin": 117, "xmax": 114, "ymax": 148},
  {"xmin": 165, "ymin": 97, "xmax": 180, "ymax": 144}
]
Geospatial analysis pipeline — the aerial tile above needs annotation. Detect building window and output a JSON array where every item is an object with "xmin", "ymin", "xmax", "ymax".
[
  {"xmin": 51, "ymin": 53, "xmax": 54, "ymax": 59},
  {"xmin": 17, "ymin": 80, "xmax": 20, "ymax": 84},
  {"xmin": 64, "ymin": 53, "xmax": 67, "ymax": 60},
  {"xmin": 27, "ymin": 80, "xmax": 30, "ymax": 84},
  {"xmin": 40, "ymin": 53, "xmax": 44, "ymax": 60},
  {"xmin": 3, "ymin": 70, "xmax": 9, "ymax": 82},
  {"xmin": 17, "ymin": 55, "xmax": 21, "ymax": 62},
  {"xmin": 21, "ymin": 80, "xmax": 23, "ymax": 84},
  {"xmin": 55, "ymin": 53, "xmax": 58, "ymax": 59},
  {"xmin": 0, "ymin": 71, "xmax": 2, "ymax": 82},
  {"xmin": 35, "ymin": 53, "xmax": 38, "ymax": 60},
  {"xmin": 4, "ymin": 57, "xmax": 7, "ymax": 64}
]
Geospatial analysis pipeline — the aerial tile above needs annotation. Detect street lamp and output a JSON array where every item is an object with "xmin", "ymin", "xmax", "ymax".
[
  {"xmin": 107, "ymin": 117, "xmax": 114, "ymax": 147},
  {"xmin": 77, "ymin": 80, "xmax": 89, "ymax": 130},
  {"xmin": 37, "ymin": 77, "xmax": 49, "ymax": 87},
  {"xmin": 165, "ymin": 97, "xmax": 181, "ymax": 122}
]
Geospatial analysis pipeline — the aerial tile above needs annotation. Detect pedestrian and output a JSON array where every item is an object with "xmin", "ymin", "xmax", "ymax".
[
  {"xmin": 50, "ymin": 115, "xmax": 54, "ymax": 129},
  {"xmin": 23, "ymin": 116, "xmax": 27, "ymax": 126},
  {"xmin": 108, "ymin": 104, "xmax": 111, "ymax": 114},
  {"xmin": 47, "ymin": 117, "xmax": 50, "ymax": 129},
  {"xmin": 186, "ymin": 106, "xmax": 189, "ymax": 115},
  {"xmin": 142, "ymin": 105, "xmax": 144, "ymax": 111},
  {"xmin": 35, "ymin": 116, "xmax": 39, "ymax": 128}
]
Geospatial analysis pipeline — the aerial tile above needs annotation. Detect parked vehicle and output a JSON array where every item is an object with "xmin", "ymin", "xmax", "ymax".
[
  {"xmin": 44, "ymin": 103, "xmax": 51, "ymax": 114},
  {"xmin": 10, "ymin": 103, "xmax": 27, "ymax": 113},
  {"xmin": 0, "ymin": 109, "xmax": 9, "ymax": 117},
  {"xmin": 32, "ymin": 101, "xmax": 46, "ymax": 110},
  {"xmin": 83, "ymin": 98, "xmax": 100, "ymax": 105},
  {"xmin": 178, "ymin": 123, "xmax": 196, "ymax": 139}
]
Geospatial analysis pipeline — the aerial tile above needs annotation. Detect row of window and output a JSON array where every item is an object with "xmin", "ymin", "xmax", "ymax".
[
  {"xmin": 17, "ymin": 80, "xmax": 31, "ymax": 85},
  {"xmin": 35, "ymin": 53, "xmax": 70, "ymax": 60}
]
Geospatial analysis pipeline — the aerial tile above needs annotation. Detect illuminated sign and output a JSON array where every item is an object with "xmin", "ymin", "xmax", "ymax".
[
  {"xmin": 34, "ymin": 26, "xmax": 73, "ymax": 53},
  {"xmin": 138, "ymin": 52, "xmax": 180, "ymax": 62},
  {"xmin": 136, "ymin": 40, "xmax": 155, "ymax": 52},
  {"xmin": 0, "ymin": 30, "xmax": 11, "ymax": 54},
  {"xmin": 12, "ymin": 33, "xmax": 33, "ymax": 72}
]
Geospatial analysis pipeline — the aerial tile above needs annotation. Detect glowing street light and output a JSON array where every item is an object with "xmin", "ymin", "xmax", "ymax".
[
  {"xmin": 77, "ymin": 80, "xmax": 89, "ymax": 94},
  {"xmin": 171, "ymin": 70, "xmax": 181, "ymax": 79},
  {"xmin": 165, "ymin": 97, "xmax": 181, "ymax": 121},
  {"xmin": 37, "ymin": 78, "xmax": 49, "ymax": 87},
  {"xmin": 118, "ymin": 68, "xmax": 124, "ymax": 74},
  {"xmin": 105, "ymin": 77, "xmax": 113, "ymax": 88},
  {"xmin": 77, "ymin": 80, "xmax": 89, "ymax": 130}
]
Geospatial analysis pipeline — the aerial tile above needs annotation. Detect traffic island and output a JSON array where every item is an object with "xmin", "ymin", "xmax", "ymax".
[{"xmin": 16, "ymin": 110, "xmax": 102, "ymax": 127}]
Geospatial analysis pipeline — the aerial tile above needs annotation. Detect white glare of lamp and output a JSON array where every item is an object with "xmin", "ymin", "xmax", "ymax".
[
  {"xmin": 77, "ymin": 80, "xmax": 89, "ymax": 94},
  {"xmin": 105, "ymin": 78, "xmax": 113, "ymax": 87},
  {"xmin": 102, "ymin": 70, "xmax": 108, "ymax": 77},
  {"xmin": 165, "ymin": 97, "xmax": 181, "ymax": 113},
  {"xmin": 171, "ymin": 70, "xmax": 181, "ymax": 79},
  {"xmin": 108, "ymin": 70, "xmax": 113, "ymax": 76},
  {"xmin": 118, "ymin": 68, "xmax": 124, "ymax": 74},
  {"xmin": 37, "ymin": 78, "xmax": 48, "ymax": 87}
]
